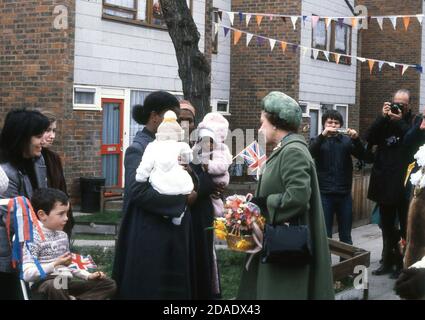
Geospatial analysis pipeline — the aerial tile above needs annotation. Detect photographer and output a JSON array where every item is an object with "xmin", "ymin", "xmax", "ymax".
[
  {"xmin": 366, "ymin": 89, "xmax": 412, "ymax": 279},
  {"xmin": 309, "ymin": 109, "xmax": 365, "ymax": 245}
]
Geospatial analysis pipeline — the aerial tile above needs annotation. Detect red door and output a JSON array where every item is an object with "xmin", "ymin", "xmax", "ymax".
[{"xmin": 101, "ymin": 98, "xmax": 124, "ymax": 187}]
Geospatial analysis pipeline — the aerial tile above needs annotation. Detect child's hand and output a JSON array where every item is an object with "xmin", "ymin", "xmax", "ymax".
[
  {"xmin": 88, "ymin": 271, "xmax": 106, "ymax": 280},
  {"xmin": 53, "ymin": 253, "xmax": 72, "ymax": 267}
]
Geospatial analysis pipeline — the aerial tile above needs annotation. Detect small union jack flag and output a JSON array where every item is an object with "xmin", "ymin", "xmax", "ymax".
[
  {"xmin": 239, "ymin": 141, "xmax": 267, "ymax": 172},
  {"xmin": 68, "ymin": 253, "xmax": 97, "ymax": 271}
]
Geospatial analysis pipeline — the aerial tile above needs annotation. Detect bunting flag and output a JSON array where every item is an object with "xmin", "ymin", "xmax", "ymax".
[
  {"xmin": 403, "ymin": 17, "xmax": 411, "ymax": 31},
  {"xmin": 269, "ymin": 38, "xmax": 276, "ymax": 51},
  {"xmin": 376, "ymin": 17, "xmax": 384, "ymax": 30},
  {"xmin": 256, "ymin": 15, "xmax": 263, "ymax": 26},
  {"xmin": 223, "ymin": 27, "xmax": 230, "ymax": 37},
  {"xmin": 311, "ymin": 16, "xmax": 320, "ymax": 29},
  {"xmin": 337, "ymin": 18, "xmax": 344, "ymax": 27},
  {"xmin": 291, "ymin": 16, "xmax": 298, "ymax": 30},
  {"xmin": 234, "ymin": 30, "xmax": 242, "ymax": 45},
  {"xmin": 221, "ymin": 24, "xmax": 422, "ymax": 76},
  {"xmin": 216, "ymin": 10, "xmax": 425, "ymax": 31},
  {"xmin": 227, "ymin": 11, "xmax": 234, "ymax": 26},
  {"xmin": 246, "ymin": 14, "xmax": 251, "ymax": 27},
  {"xmin": 368, "ymin": 60, "xmax": 375, "ymax": 74},
  {"xmin": 246, "ymin": 33, "xmax": 253, "ymax": 46},
  {"xmin": 390, "ymin": 16, "xmax": 397, "ymax": 30}
]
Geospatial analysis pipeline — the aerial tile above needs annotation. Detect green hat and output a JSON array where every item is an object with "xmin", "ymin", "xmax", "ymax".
[{"xmin": 261, "ymin": 91, "xmax": 302, "ymax": 129}]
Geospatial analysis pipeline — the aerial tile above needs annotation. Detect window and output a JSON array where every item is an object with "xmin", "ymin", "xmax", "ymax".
[
  {"xmin": 211, "ymin": 99, "xmax": 230, "ymax": 114},
  {"xmin": 73, "ymin": 86, "xmax": 100, "ymax": 110},
  {"xmin": 335, "ymin": 104, "xmax": 349, "ymax": 128},
  {"xmin": 311, "ymin": 16, "xmax": 352, "ymax": 65},
  {"xmin": 103, "ymin": 0, "xmax": 193, "ymax": 29}
]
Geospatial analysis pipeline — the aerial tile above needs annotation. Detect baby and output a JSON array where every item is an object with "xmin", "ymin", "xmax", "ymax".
[
  {"xmin": 136, "ymin": 110, "xmax": 194, "ymax": 225},
  {"xmin": 193, "ymin": 112, "xmax": 232, "ymax": 217}
]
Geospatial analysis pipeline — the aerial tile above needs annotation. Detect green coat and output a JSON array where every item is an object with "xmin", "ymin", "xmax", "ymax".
[{"xmin": 237, "ymin": 134, "xmax": 335, "ymax": 300}]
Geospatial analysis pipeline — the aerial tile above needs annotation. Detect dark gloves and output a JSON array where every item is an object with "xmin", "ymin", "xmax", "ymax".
[
  {"xmin": 249, "ymin": 197, "xmax": 268, "ymax": 215},
  {"xmin": 394, "ymin": 268, "xmax": 425, "ymax": 300}
]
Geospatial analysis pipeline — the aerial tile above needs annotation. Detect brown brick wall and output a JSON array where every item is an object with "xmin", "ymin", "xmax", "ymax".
[
  {"xmin": 0, "ymin": 1, "xmax": 102, "ymax": 204},
  {"xmin": 229, "ymin": 1, "xmax": 302, "ymax": 132},
  {"xmin": 357, "ymin": 0, "xmax": 422, "ymax": 137}
]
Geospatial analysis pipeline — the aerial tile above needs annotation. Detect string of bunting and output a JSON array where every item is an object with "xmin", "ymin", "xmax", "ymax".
[
  {"xmin": 217, "ymin": 10, "xmax": 424, "ymax": 31},
  {"xmin": 215, "ymin": 23, "xmax": 423, "ymax": 76}
]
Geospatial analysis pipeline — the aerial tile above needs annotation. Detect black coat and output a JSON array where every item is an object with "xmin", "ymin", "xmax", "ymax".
[
  {"xmin": 366, "ymin": 116, "xmax": 411, "ymax": 205},
  {"xmin": 403, "ymin": 115, "xmax": 425, "ymax": 162},
  {"xmin": 112, "ymin": 128, "xmax": 192, "ymax": 299},
  {"xmin": 309, "ymin": 134, "xmax": 365, "ymax": 194},
  {"xmin": 189, "ymin": 163, "xmax": 220, "ymax": 299}
]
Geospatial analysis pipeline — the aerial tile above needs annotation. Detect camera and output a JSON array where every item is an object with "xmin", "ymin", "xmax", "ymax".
[
  {"xmin": 335, "ymin": 128, "xmax": 349, "ymax": 135},
  {"xmin": 390, "ymin": 103, "xmax": 403, "ymax": 115}
]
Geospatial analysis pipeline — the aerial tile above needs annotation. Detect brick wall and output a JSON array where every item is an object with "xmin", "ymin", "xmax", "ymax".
[
  {"xmin": 357, "ymin": 0, "xmax": 422, "ymax": 136},
  {"xmin": 229, "ymin": 0, "xmax": 302, "ymax": 133},
  {"xmin": 0, "ymin": 0, "xmax": 102, "ymax": 204}
]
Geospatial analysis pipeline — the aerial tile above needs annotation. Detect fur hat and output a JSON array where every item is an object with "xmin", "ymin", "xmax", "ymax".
[
  {"xmin": 197, "ymin": 112, "xmax": 229, "ymax": 143},
  {"xmin": 0, "ymin": 166, "xmax": 9, "ymax": 194},
  {"xmin": 156, "ymin": 111, "xmax": 184, "ymax": 141},
  {"xmin": 261, "ymin": 91, "xmax": 302, "ymax": 129}
]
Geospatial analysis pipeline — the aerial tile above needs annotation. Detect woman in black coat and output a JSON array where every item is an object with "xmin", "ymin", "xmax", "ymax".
[{"xmin": 112, "ymin": 91, "xmax": 197, "ymax": 299}]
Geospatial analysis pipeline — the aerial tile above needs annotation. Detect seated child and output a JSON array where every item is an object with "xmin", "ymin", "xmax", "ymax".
[
  {"xmin": 135, "ymin": 110, "xmax": 194, "ymax": 225},
  {"xmin": 22, "ymin": 188, "xmax": 116, "ymax": 300},
  {"xmin": 193, "ymin": 112, "xmax": 232, "ymax": 217}
]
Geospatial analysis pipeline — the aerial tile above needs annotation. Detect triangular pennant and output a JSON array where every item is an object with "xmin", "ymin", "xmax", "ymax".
[
  {"xmin": 218, "ymin": 11, "xmax": 223, "ymax": 21},
  {"xmin": 223, "ymin": 27, "xmax": 230, "ymax": 37},
  {"xmin": 281, "ymin": 17, "xmax": 287, "ymax": 23},
  {"xmin": 390, "ymin": 16, "xmax": 397, "ymax": 30},
  {"xmin": 351, "ymin": 18, "xmax": 358, "ymax": 28},
  {"xmin": 417, "ymin": 14, "xmax": 424, "ymax": 25},
  {"xmin": 301, "ymin": 47, "xmax": 308, "ymax": 58},
  {"xmin": 246, "ymin": 33, "xmax": 253, "ymax": 46},
  {"xmin": 334, "ymin": 53, "xmax": 341, "ymax": 64},
  {"xmin": 312, "ymin": 49, "xmax": 319, "ymax": 60},
  {"xmin": 402, "ymin": 65, "xmax": 409, "ymax": 76},
  {"xmin": 337, "ymin": 18, "xmax": 344, "ymax": 27},
  {"xmin": 378, "ymin": 61, "xmax": 385, "ymax": 71},
  {"xmin": 303, "ymin": 16, "xmax": 308, "ymax": 26},
  {"xmin": 376, "ymin": 17, "xmax": 384, "ymax": 30},
  {"xmin": 325, "ymin": 18, "xmax": 332, "ymax": 29},
  {"xmin": 227, "ymin": 11, "xmax": 235, "ymax": 26},
  {"xmin": 368, "ymin": 60, "xmax": 375, "ymax": 74},
  {"xmin": 291, "ymin": 16, "xmax": 298, "ymax": 30},
  {"xmin": 256, "ymin": 15, "xmax": 263, "ymax": 26},
  {"xmin": 403, "ymin": 17, "xmax": 410, "ymax": 31},
  {"xmin": 311, "ymin": 16, "xmax": 320, "ymax": 28},
  {"xmin": 367, "ymin": 16, "xmax": 372, "ymax": 25},
  {"xmin": 238, "ymin": 12, "xmax": 243, "ymax": 22},
  {"xmin": 269, "ymin": 15, "xmax": 273, "ymax": 21},
  {"xmin": 269, "ymin": 38, "xmax": 276, "ymax": 51},
  {"xmin": 356, "ymin": 57, "xmax": 366, "ymax": 63},
  {"xmin": 388, "ymin": 62, "xmax": 396, "ymax": 68},
  {"xmin": 246, "ymin": 14, "xmax": 251, "ymax": 27},
  {"xmin": 214, "ymin": 23, "xmax": 219, "ymax": 36},
  {"xmin": 292, "ymin": 44, "xmax": 298, "ymax": 53},
  {"xmin": 233, "ymin": 30, "xmax": 242, "ymax": 45},
  {"xmin": 323, "ymin": 51, "xmax": 330, "ymax": 61},
  {"xmin": 257, "ymin": 37, "xmax": 265, "ymax": 46},
  {"xmin": 281, "ymin": 42, "xmax": 287, "ymax": 53},
  {"xmin": 415, "ymin": 64, "xmax": 423, "ymax": 73}
]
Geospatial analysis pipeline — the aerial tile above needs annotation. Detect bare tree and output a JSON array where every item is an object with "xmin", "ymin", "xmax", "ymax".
[{"xmin": 160, "ymin": 0, "xmax": 211, "ymax": 123}]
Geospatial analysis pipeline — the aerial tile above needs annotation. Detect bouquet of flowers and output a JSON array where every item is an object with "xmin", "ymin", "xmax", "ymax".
[{"xmin": 214, "ymin": 194, "xmax": 265, "ymax": 252}]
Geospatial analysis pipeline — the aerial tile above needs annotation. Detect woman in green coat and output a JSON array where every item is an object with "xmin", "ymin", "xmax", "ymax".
[{"xmin": 237, "ymin": 91, "xmax": 334, "ymax": 300}]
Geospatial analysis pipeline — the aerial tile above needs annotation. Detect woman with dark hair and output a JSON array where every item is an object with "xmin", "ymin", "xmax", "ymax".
[
  {"xmin": 112, "ymin": 91, "xmax": 197, "ymax": 299},
  {"xmin": 237, "ymin": 92, "xmax": 334, "ymax": 300},
  {"xmin": 40, "ymin": 112, "xmax": 74, "ymax": 238},
  {"xmin": 0, "ymin": 109, "xmax": 50, "ymax": 300}
]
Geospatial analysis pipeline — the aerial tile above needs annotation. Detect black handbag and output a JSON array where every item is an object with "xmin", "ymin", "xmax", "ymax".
[{"xmin": 261, "ymin": 223, "xmax": 312, "ymax": 266}]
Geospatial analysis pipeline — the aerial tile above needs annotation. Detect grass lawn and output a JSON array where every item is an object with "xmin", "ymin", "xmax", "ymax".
[
  {"xmin": 73, "ymin": 211, "xmax": 122, "ymax": 225},
  {"xmin": 72, "ymin": 234, "xmax": 116, "ymax": 241}
]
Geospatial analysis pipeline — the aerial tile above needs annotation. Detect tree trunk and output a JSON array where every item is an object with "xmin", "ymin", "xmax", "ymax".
[{"xmin": 160, "ymin": 0, "xmax": 211, "ymax": 123}]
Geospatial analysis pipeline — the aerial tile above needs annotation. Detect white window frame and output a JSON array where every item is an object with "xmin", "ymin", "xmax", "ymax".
[
  {"xmin": 73, "ymin": 85, "xmax": 102, "ymax": 111},
  {"xmin": 211, "ymin": 99, "xmax": 230, "ymax": 115},
  {"xmin": 334, "ymin": 104, "xmax": 349, "ymax": 129}
]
